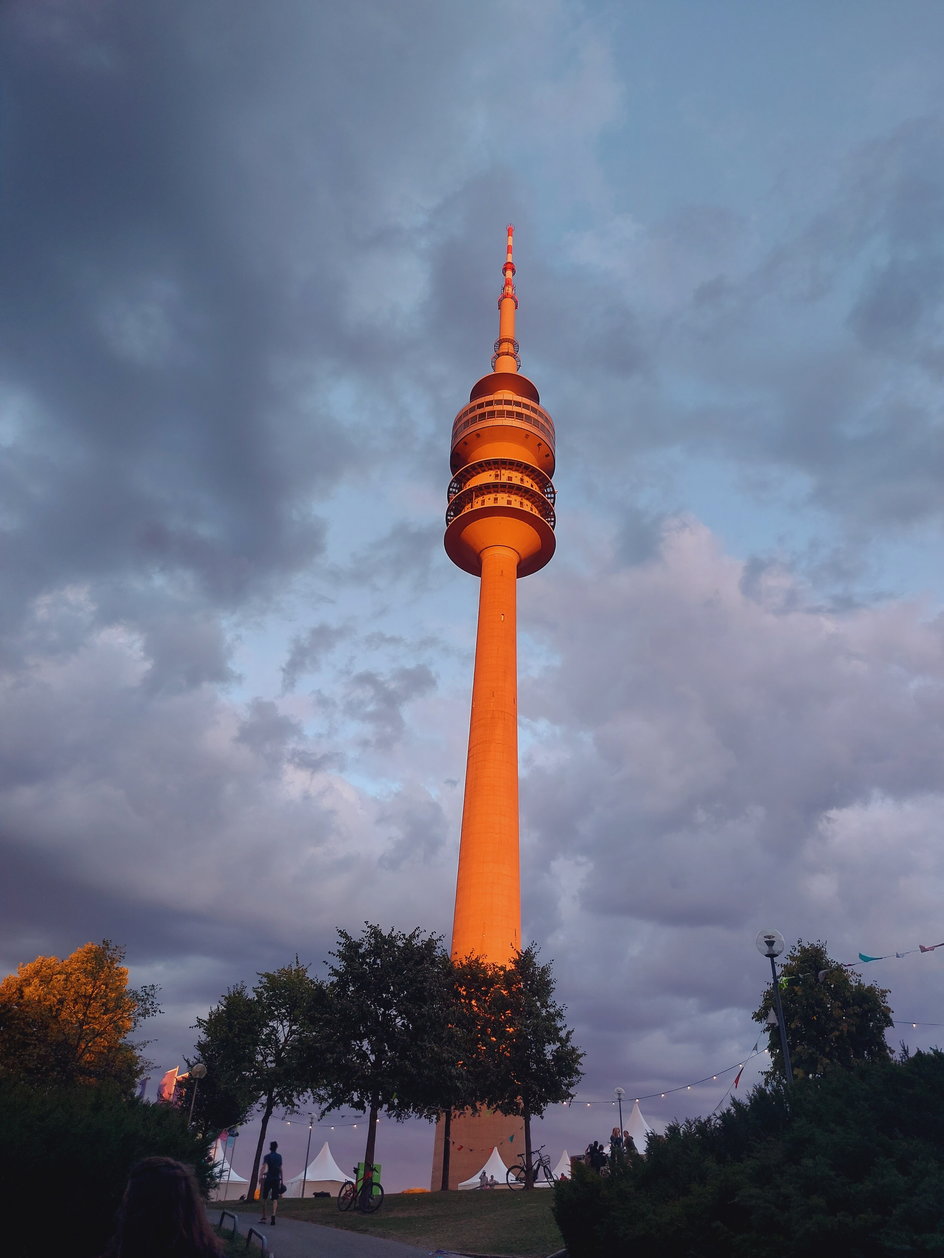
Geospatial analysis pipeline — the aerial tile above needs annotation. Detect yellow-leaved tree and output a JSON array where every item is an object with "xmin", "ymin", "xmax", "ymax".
[{"xmin": 0, "ymin": 939, "xmax": 158, "ymax": 1089}]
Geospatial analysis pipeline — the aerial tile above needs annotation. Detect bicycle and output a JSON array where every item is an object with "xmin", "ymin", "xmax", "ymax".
[
  {"xmin": 506, "ymin": 1144, "xmax": 555, "ymax": 1188},
  {"xmin": 337, "ymin": 1163, "xmax": 384, "ymax": 1213}
]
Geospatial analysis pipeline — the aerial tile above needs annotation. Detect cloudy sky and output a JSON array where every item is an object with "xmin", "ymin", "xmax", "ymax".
[{"xmin": 4, "ymin": 0, "xmax": 944, "ymax": 1189}]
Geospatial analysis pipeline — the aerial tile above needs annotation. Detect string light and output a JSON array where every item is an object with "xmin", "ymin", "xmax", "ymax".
[{"xmin": 568, "ymin": 1053, "xmax": 763, "ymax": 1106}]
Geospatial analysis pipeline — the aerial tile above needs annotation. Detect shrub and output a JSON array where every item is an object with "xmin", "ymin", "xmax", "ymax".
[
  {"xmin": 0, "ymin": 1080, "xmax": 215, "ymax": 1258},
  {"xmin": 553, "ymin": 1051, "xmax": 944, "ymax": 1258}
]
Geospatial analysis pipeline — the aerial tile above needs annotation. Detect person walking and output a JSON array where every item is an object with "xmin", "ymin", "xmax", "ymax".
[{"xmin": 259, "ymin": 1141, "xmax": 283, "ymax": 1226}]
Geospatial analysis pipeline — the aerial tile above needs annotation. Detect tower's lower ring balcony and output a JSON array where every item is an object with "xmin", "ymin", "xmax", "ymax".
[
  {"xmin": 445, "ymin": 482, "xmax": 556, "ymax": 529},
  {"xmin": 448, "ymin": 458, "xmax": 556, "ymax": 505}
]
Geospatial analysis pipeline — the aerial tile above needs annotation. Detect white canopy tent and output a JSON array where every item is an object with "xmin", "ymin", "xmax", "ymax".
[
  {"xmin": 209, "ymin": 1141, "xmax": 249, "ymax": 1201},
  {"xmin": 284, "ymin": 1141, "xmax": 349, "ymax": 1197},
  {"xmin": 625, "ymin": 1099, "xmax": 654, "ymax": 1154},
  {"xmin": 457, "ymin": 1145, "xmax": 510, "ymax": 1190},
  {"xmin": 551, "ymin": 1149, "xmax": 571, "ymax": 1180}
]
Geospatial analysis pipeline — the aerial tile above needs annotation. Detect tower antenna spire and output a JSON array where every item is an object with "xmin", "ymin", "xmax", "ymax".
[{"xmin": 491, "ymin": 224, "xmax": 520, "ymax": 372}]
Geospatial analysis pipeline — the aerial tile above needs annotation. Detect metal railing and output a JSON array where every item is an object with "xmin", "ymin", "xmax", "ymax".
[
  {"xmin": 445, "ymin": 482, "xmax": 556, "ymax": 528},
  {"xmin": 216, "ymin": 1210, "xmax": 239, "ymax": 1238},
  {"xmin": 246, "ymin": 1225, "xmax": 270, "ymax": 1254}
]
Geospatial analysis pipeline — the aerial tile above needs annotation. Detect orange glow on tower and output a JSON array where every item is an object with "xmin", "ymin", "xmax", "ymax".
[{"xmin": 433, "ymin": 227, "xmax": 557, "ymax": 1188}]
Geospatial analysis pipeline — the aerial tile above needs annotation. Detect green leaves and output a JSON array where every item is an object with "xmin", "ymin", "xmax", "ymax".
[
  {"xmin": 477, "ymin": 945, "xmax": 584, "ymax": 1121},
  {"xmin": 0, "ymin": 940, "xmax": 159, "ymax": 1091},
  {"xmin": 753, "ymin": 940, "xmax": 893, "ymax": 1083},
  {"xmin": 317, "ymin": 924, "xmax": 453, "ymax": 1122},
  {"xmin": 190, "ymin": 964, "xmax": 327, "ymax": 1133},
  {"xmin": 190, "ymin": 925, "xmax": 584, "ymax": 1189},
  {"xmin": 555, "ymin": 1051, "xmax": 944, "ymax": 1257}
]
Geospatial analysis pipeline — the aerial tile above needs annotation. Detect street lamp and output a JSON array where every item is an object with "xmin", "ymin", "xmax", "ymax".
[
  {"xmin": 755, "ymin": 931, "xmax": 794, "ymax": 1086},
  {"xmin": 225, "ymin": 1130, "xmax": 238, "ymax": 1197},
  {"xmin": 614, "ymin": 1087, "xmax": 624, "ymax": 1132},
  {"xmin": 301, "ymin": 1114, "xmax": 313, "ymax": 1199},
  {"xmin": 187, "ymin": 1062, "xmax": 207, "ymax": 1123}
]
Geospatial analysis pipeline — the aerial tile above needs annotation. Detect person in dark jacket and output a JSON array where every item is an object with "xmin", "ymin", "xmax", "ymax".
[{"xmin": 259, "ymin": 1141, "xmax": 283, "ymax": 1225}]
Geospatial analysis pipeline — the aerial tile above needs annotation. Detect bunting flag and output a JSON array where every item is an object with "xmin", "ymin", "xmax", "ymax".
[
  {"xmin": 851, "ymin": 940, "xmax": 944, "ymax": 965},
  {"xmin": 447, "ymin": 1130, "xmax": 519, "ymax": 1154},
  {"xmin": 734, "ymin": 1038, "xmax": 761, "ymax": 1089},
  {"xmin": 777, "ymin": 938, "xmax": 944, "ymax": 986}
]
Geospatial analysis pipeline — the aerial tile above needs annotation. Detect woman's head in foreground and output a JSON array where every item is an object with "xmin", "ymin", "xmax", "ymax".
[{"xmin": 109, "ymin": 1156, "xmax": 221, "ymax": 1258}]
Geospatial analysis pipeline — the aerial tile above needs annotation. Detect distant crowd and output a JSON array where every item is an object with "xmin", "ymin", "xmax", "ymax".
[{"xmin": 584, "ymin": 1126, "xmax": 636, "ymax": 1172}]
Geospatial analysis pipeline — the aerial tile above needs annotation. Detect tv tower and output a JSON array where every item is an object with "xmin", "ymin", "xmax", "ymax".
[{"xmin": 432, "ymin": 226, "xmax": 557, "ymax": 1189}]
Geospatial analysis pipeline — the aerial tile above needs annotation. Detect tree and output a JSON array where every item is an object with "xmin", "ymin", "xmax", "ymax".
[
  {"xmin": 479, "ymin": 945, "xmax": 584, "ymax": 1187},
  {"xmin": 0, "ymin": 940, "xmax": 159, "ymax": 1090},
  {"xmin": 191, "ymin": 962, "xmax": 326, "ymax": 1193},
  {"xmin": 753, "ymin": 939, "xmax": 894, "ymax": 1083},
  {"xmin": 188, "ymin": 981, "xmax": 266, "ymax": 1131},
  {"xmin": 432, "ymin": 952, "xmax": 504, "ymax": 1191},
  {"xmin": 315, "ymin": 923, "xmax": 454, "ymax": 1181}
]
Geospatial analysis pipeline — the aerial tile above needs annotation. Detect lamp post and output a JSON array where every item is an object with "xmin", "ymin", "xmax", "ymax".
[
  {"xmin": 225, "ymin": 1130, "xmax": 238, "ymax": 1197},
  {"xmin": 301, "ymin": 1114, "xmax": 313, "ymax": 1199},
  {"xmin": 187, "ymin": 1062, "xmax": 207, "ymax": 1123},
  {"xmin": 614, "ymin": 1087, "xmax": 624, "ymax": 1132},
  {"xmin": 755, "ymin": 931, "xmax": 794, "ymax": 1086}
]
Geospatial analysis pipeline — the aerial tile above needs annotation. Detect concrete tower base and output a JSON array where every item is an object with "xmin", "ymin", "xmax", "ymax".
[{"xmin": 430, "ymin": 1110, "xmax": 526, "ymax": 1190}]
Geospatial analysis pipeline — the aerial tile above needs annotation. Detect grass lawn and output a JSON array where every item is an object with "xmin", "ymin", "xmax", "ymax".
[{"xmin": 223, "ymin": 1189, "xmax": 564, "ymax": 1257}]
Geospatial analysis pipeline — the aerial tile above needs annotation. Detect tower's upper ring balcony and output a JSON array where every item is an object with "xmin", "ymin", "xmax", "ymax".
[{"xmin": 450, "ymin": 393, "xmax": 556, "ymax": 476}]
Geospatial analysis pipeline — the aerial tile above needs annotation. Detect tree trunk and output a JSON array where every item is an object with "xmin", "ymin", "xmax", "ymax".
[
  {"xmin": 363, "ymin": 1098, "xmax": 380, "ymax": 1188},
  {"xmin": 523, "ymin": 1105, "xmax": 533, "ymax": 1189},
  {"xmin": 440, "ymin": 1110, "xmax": 452, "ymax": 1191},
  {"xmin": 249, "ymin": 1093, "xmax": 276, "ymax": 1199}
]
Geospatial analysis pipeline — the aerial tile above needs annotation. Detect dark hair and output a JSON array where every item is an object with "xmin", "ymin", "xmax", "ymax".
[
  {"xmin": 269, "ymin": 1141, "xmax": 278, "ymax": 1150},
  {"xmin": 104, "ymin": 1157, "xmax": 222, "ymax": 1258}
]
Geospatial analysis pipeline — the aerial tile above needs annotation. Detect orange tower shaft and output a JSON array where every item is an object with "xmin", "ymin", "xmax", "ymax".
[
  {"xmin": 451, "ymin": 544, "xmax": 520, "ymax": 960},
  {"xmin": 433, "ymin": 227, "xmax": 557, "ymax": 1189}
]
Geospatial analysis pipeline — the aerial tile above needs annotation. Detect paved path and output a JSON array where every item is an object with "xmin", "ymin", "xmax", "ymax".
[{"xmin": 221, "ymin": 1215, "xmax": 446, "ymax": 1258}]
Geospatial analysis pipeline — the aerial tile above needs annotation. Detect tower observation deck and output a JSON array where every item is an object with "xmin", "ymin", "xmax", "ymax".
[
  {"xmin": 432, "ymin": 227, "xmax": 557, "ymax": 1189},
  {"xmin": 444, "ymin": 226, "xmax": 557, "ymax": 582}
]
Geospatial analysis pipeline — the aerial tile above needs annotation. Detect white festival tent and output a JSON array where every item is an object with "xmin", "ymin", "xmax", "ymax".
[
  {"xmin": 626, "ymin": 1099, "xmax": 655, "ymax": 1153},
  {"xmin": 209, "ymin": 1142, "xmax": 249, "ymax": 1201},
  {"xmin": 284, "ymin": 1141, "xmax": 349, "ymax": 1197},
  {"xmin": 458, "ymin": 1145, "xmax": 510, "ymax": 1190},
  {"xmin": 551, "ymin": 1149, "xmax": 571, "ymax": 1180}
]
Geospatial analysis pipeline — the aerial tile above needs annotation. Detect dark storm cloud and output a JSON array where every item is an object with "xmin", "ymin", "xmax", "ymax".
[
  {"xmin": 522, "ymin": 520, "xmax": 944, "ymax": 938},
  {"xmin": 377, "ymin": 785, "xmax": 449, "ymax": 871},
  {"xmin": 1, "ymin": 1, "xmax": 360, "ymax": 638},
  {"xmin": 537, "ymin": 115, "xmax": 944, "ymax": 553},
  {"xmin": 343, "ymin": 521, "xmax": 445, "ymax": 594},
  {"xmin": 4, "ymin": 0, "xmax": 944, "ymax": 1186},
  {"xmin": 281, "ymin": 622, "xmax": 347, "ymax": 692},
  {"xmin": 343, "ymin": 664, "xmax": 437, "ymax": 750}
]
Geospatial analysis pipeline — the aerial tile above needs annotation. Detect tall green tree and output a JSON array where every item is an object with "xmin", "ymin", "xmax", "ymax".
[
  {"xmin": 188, "ymin": 981, "xmax": 265, "ymax": 1132},
  {"xmin": 753, "ymin": 939, "xmax": 893, "ymax": 1082},
  {"xmin": 432, "ymin": 952, "xmax": 505, "ymax": 1191},
  {"xmin": 191, "ymin": 962, "xmax": 326, "ymax": 1193},
  {"xmin": 315, "ymin": 924, "xmax": 454, "ymax": 1180},
  {"xmin": 480, "ymin": 945, "xmax": 584, "ymax": 1187},
  {"xmin": 0, "ymin": 940, "xmax": 159, "ymax": 1091}
]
